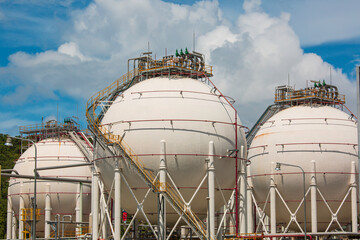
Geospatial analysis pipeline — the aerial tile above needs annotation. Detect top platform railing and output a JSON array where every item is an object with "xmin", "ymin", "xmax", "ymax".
[
  {"xmin": 275, "ymin": 87, "xmax": 345, "ymax": 105},
  {"xmin": 139, "ymin": 56, "xmax": 212, "ymax": 76}
]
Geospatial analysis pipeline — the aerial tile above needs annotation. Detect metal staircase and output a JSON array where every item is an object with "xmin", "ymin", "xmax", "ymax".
[
  {"xmin": 69, "ymin": 131, "xmax": 94, "ymax": 162},
  {"xmin": 246, "ymin": 104, "xmax": 283, "ymax": 148},
  {"xmin": 86, "ymin": 69, "xmax": 208, "ymax": 239}
]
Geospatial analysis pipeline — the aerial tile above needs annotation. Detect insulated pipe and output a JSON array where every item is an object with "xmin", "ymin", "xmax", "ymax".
[
  {"xmin": 19, "ymin": 182, "xmax": 24, "ymax": 240},
  {"xmin": 45, "ymin": 183, "xmax": 51, "ymax": 239},
  {"xmin": 91, "ymin": 170, "xmax": 99, "ymax": 240},
  {"xmin": 208, "ymin": 141, "xmax": 215, "ymax": 240},
  {"xmin": 158, "ymin": 140, "xmax": 167, "ymax": 240},
  {"xmin": 246, "ymin": 164, "xmax": 254, "ymax": 233},
  {"xmin": 7, "ymin": 192, "xmax": 12, "ymax": 239},
  {"xmin": 310, "ymin": 160, "xmax": 317, "ymax": 233},
  {"xmin": 270, "ymin": 162, "xmax": 276, "ymax": 235},
  {"xmin": 114, "ymin": 165, "xmax": 121, "ymax": 240},
  {"xmin": 239, "ymin": 145, "xmax": 246, "ymax": 234},
  {"xmin": 351, "ymin": 161, "xmax": 358, "ymax": 232}
]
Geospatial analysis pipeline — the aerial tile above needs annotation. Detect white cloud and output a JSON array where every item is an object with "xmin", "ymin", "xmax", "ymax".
[
  {"xmin": 261, "ymin": 0, "xmax": 360, "ymax": 46},
  {"xmin": 0, "ymin": 0, "xmax": 357, "ymax": 130}
]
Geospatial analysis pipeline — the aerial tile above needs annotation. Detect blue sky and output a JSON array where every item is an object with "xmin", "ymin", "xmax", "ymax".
[{"xmin": 0, "ymin": 0, "xmax": 360, "ymax": 135}]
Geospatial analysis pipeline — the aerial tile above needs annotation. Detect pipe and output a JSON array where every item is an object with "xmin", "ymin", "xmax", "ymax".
[
  {"xmin": 234, "ymin": 234, "xmax": 313, "ymax": 240},
  {"xmin": 208, "ymin": 141, "xmax": 215, "ymax": 240},
  {"xmin": 36, "ymin": 162, "xmax": 93, "ymax": 172},
  {"xmin": 2, "ymin": 173, "xmax": 91, "ymax": 183}
]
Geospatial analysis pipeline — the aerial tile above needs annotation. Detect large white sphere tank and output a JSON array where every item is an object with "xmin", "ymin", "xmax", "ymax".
[
  {"xmin": 9, "ymin": 137, "xmax": 92, "ymax": 237},
  {"xmin": 99, "ymin": 76, "xmax": 247, "ymax": 223},
  {"xmin": 248, "ymin": 105, "xmax": 357, "ymax": 231}
]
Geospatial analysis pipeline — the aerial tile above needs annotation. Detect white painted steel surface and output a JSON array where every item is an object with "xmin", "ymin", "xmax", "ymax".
[
  {"xmin": 8, "ymin": 137, "xmax": 92, "ymax": 237},
  {"xmin": 248, "ymin": 105, "xmax": 358, "ymax": 231},
  {"xmin": 99, "ymin": 76, "xmax": 247, "ymax": 224}
]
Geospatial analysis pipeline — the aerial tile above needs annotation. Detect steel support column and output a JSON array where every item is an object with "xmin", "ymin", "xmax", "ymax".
[
  {"xmin": 270, "ymin": 162, "xmax": 276, "ymax": 235},
  {"xmin": 45, "ymin": 183, "xmax": 51, "ymax": 239},
  {"xmin": 351, "ymin": 161, "xmax": 358, "ymax": 232},
  {"xmin": 239, "ymin": 145, "xmax": 246, "ymax": 234},
  {"xmin": 158, "ymin": 140, "xmax": 167, "ymax": 240},
  {"xmin": 6, "ymin": 192, "xmax": 12, "ymax": 240},
  {"xmin": 246, "ymin": 164, "xmax": 254, "ymax": 233},
  {"xmin": 19, "ymin": 182, "xmax": 24, "ymax": 240},
  {"xmin": 208, "ymin": 141, "xmax": 215, "ymax": 240},
  {"xmin": 310, "ymin": 160, "xmax": 317, "ymax": 233},
  {"xmin": 91, "ymin": 170, "xmax": 99, "ymax": 240},
  {"xmin": 114, "ymin": 165, "xmax": 121, "ymax": 240}
]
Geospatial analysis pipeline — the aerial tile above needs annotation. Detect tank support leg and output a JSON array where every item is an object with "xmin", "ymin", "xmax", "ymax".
[
  {"xmin": 114, "ymin": 164, "xmax": 121, "ymax": 240},
  {"xmin": 239, "ymin": 145, "xmax": 247, "ymax": 234},
  {"xmin": 91, "ymin": 170, "xmax": 99, "ymax": 240},
  {"xmin": 208, "ymin": 141, "xmax": 215, "ymax": 240},
  {"xmin": 351, "ymin": 161, "xmax": 358, "ymax": 232},
  {"xmin": 45, "ymin": 183, "xmax": 51, "ymax": 239},
  {"xmin": 270, "ymin": 162, "xmax": 276, "ymax": 235},
  {"xmin": 12, "ymin": 209, "xmax": 16, "ymax": 239},
  {"xmin": 7, "ymin": 191, "xmax": 12, "ymax": 240},
  {"xmin": 246, "ymin": 167, "xmax": 254, "ymax": 234},
  {"xmin": 19, "ymin": 182, "xmax": 24, "ymax": 240},
  {"xmin": 158, "ymin": 140, "xmax": 167, "ymax": 240},
  {"xmin": 310, "ymin": 160, "xmax": 317, "ymax": 233},
  {"xmin": 76, "ymin": 182, "xmax": 83, "ymax": 237}
]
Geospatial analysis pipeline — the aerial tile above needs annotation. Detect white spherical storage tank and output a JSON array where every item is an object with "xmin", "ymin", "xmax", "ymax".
[
  {"xmin": 98, "ymin": 76, "xmax": 247, "ymax": 224},
  {"xmin": 248, "ymin": 105, "xmax": 357, "ymax": 232},
  {"xmin": 8, "ymin": 137, "xmax": 92, "ymax": 237}
]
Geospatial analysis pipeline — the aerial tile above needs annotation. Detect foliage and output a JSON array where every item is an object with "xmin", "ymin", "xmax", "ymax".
[{"xmin": 0, "ymin": 134, "xmax": 20, "ymax": 239}]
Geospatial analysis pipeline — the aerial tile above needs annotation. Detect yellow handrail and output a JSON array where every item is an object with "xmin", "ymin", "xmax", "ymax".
[{"xmin": 85, "ymin": 67, "xmax": 208, "ymax": 238}]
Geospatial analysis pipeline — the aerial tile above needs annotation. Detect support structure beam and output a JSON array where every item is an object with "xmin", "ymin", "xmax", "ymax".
[
  {"xmin": 91, "ymin": 170, "xmax": 99, "ymax": 240},
  {"xmin": 7, "ymin": 192, "xmax": 12, "ymax": 240},
  {"xmin": 76, "ymin": 182, "xmax": 83, "ymax": 237},
  {"xmin": 158, "ymin": 140, "xmax": 167, "ymax": 240},
  {"xmin": 208, "ymin": 141, "xmax": 215, "ymax": 240},
  {"xmin": 246, "ymin": 164, "xmax": 254, "ymax": 233},
  {"xmin": 351, "ymin": 161, "xmax": 358, "ymax": 232},
  {"xmin": 114, "ymin": 165, "xmax": 121, "ymax": 240},
  {"xmin": 310, "ymin": 160, "xmax": 317, "ymax": 233},
  {"xmin": 270, "ymin": 162, "xmax": 276, "ymax": 235},
  {"xmin": 357, "ymin": 65, "xmax": 360, "ymax": 230},
  {"xmin": 19, "ymin": 182, "xmax": 24, "ymax": 240},
  {"xmin": 239, "ymin": 145, "xmax": 246, "ymax": 234},
  {"xmin": 45, "ymin": 183, "xmax": 51, "ymax": 239}
]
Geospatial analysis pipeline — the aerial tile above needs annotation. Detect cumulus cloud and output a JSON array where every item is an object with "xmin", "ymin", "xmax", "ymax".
[{"xmin": 0, "ymin": 0, "xmax": 357, "ymax": 131}]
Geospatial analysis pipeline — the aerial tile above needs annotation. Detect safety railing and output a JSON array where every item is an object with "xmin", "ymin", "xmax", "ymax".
[
  {"xmin": 86, "ymin": 69, "xmax": 208, "ymax": 239},
  {"xmin": 275, "ymin": 88, "xmax": 345, "ymax": 104},
  {"xmin": 139, "ymin": 56, "xmax": 213, "ymax": 76}
]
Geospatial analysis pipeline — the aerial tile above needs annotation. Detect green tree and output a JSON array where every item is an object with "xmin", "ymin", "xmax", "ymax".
[{"xmin": 0, "ymin": 134, "xmax": 20, "ymax": 239}]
